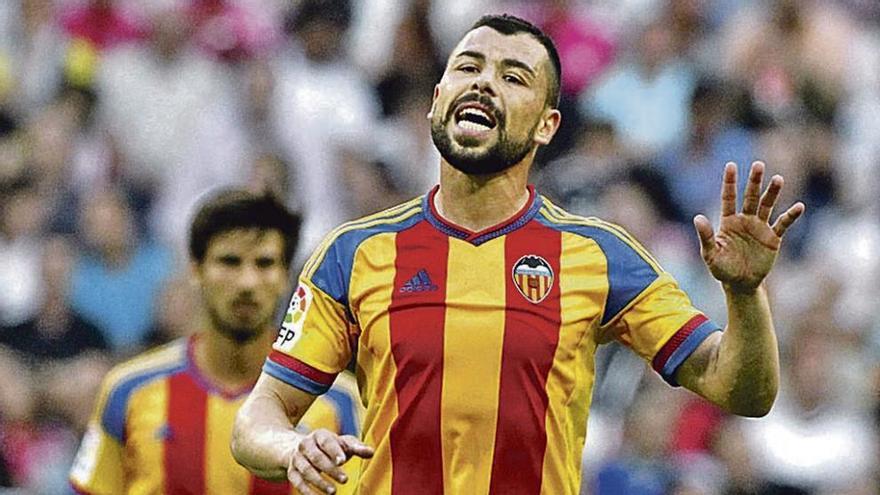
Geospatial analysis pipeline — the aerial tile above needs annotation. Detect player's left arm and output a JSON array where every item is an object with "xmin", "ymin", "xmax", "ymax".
[{"xmin": 675, "ymin": 161, "xmax": 804, "ymax": 417}]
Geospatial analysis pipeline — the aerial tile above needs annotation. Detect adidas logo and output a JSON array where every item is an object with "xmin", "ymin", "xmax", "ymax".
[{"xmin": 399, "ymin": 269, "xmax": 439, "ymax": 293}]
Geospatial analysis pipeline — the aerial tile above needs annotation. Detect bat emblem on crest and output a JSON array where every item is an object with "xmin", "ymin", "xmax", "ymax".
[{"xmin": 512, "ymin": 255, "xmax": 554, "ymax": 304}]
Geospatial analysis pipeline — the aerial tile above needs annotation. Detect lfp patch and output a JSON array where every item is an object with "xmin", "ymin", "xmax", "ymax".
[
  {"xmin": 276, "ymin": 284, "xmax": 311, "ymax": 351},
  {"xmin": 512, "ymin": 255, "xmax": 554, "ymax": 304}
]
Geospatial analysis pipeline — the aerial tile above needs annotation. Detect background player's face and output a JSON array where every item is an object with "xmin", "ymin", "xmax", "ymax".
[
  {"xmin": 194, "ymin": 229, "xmax": 289, "ymax": 343},
  {"xmin": 430, "ymin": 27, "xmax": 558, "ymax": 174}
]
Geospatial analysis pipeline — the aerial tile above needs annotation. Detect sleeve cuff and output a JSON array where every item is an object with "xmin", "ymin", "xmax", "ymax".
[
  {"xmin": 651, "ymin": 314, "xmax": 722, "ymax": 386},
  {"xmin": 263, "ymin": 351, "xmax": 337, "ymax": 395}
]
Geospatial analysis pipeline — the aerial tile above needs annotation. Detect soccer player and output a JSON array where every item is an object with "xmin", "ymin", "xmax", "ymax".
[
  {"xmin": 69, "ymin": 190, "xmax": 364, "ymax": 494},
  {"xmin": 231, "ymin": 14, "xmax": 805, "ymax": 495}
]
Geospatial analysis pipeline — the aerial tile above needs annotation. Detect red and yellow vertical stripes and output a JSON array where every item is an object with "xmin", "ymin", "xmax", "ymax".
[
  {"xmin": 442, "ymin": 236, "xmax": 506, "ymax": 494},
  {"xmin": 348, "ymin": 232, "xmax": 399, "ymax": 495},
  {"xmin": 363, "ymin": 218, "xmax": 571, "ymax": 494},
  {"xmin": 165, "ymin": 373, "xmax": 208, "ymax": 493},
  {"xmin": 388, "ymin": 221, "xmax": 448, "ymax": 494},
  {"xmin": 163, "ymin": 372, "xmax": 291, "ymax": 495},
  {"xmin": 540, "ymin": 232, "xmax": 608, "ymax": 495},
  {"xmin": 489, "ymin": 222, "xmax": 562, "ymax": 495}
]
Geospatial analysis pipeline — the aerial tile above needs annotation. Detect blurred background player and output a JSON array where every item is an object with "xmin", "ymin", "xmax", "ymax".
[{"xmin": 68, "ymin": 189, "xmax": 363, "ymax": 494}]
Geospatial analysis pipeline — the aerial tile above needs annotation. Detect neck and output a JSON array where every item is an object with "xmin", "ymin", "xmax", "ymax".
[
  {"xmin": 435, "ymin": 157, "xmax": 532, "ymax": 232},
  {"xmin": 192, "ymin": 326, "xmax": 273, "ymax": 392}
]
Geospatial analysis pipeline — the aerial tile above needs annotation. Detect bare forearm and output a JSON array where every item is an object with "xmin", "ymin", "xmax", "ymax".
[
  {"xmin": 231, "ymin": 391, "xmax": 304, "ymax": 480},
  {"xmin": 711, "ymin": 285, "xmax": 780, "ymax": 415}
]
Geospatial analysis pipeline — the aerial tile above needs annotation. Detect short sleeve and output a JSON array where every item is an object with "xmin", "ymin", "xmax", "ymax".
[
  {"xmin": 263, "ymin": 238, "xmax": 355, "ymax": 395},
  {"xmin": 584, "ymin": 223, "xmax": 721, "ymax": 386},
  {"xmin": 69, "ymin": 379, "xmax": 125, "ymax": 494},
  {"xmin": 604, "ymin": 272, "xmax": 722, "ymax": 386}
]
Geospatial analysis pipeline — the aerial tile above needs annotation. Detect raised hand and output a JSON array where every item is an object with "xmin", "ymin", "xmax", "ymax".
[
  {"xmin": 693, "ymin": 161, "xmax": 805, "ymax": 294},
  {"xmin": 286, "ymin": 429, "xmax": 374, "ymax": 495}
]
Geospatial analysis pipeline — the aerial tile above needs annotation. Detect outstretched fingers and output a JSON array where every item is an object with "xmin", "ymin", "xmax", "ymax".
[
  {"xmin": 693, "ymin": 214, "xmax": 716, "ymax": 258},
  {"xmin": 758, "ymin": 175, "xmax": 783, "ymax": 222},
  {"xmin": 720, "ymin": 162, "xmax": 738, "ymax": 217},
  {"xmin": 741, "ymin": 161, "xmax": 765, "ymax": 216},
  {"xmin": 771, "ymin": 202, "xmax": 805, "ymax": 237}
]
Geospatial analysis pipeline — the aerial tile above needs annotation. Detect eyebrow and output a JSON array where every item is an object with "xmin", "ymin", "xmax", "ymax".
[{"xmin": 454, "ymin": 50, "xmax": 537, "ymax": 77}]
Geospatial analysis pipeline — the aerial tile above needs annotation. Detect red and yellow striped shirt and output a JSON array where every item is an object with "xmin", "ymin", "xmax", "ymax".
[
  {"xmin": 70, "ymin": 336, "xmax": 363, "ymax": 495},
  {"xmin": 264, "ymin": 186, "xmax": 721, "ymax": 494}
]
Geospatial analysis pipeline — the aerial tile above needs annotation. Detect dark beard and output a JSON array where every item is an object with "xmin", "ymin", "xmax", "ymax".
[
  {"xmin": 431, "ymin": 96, "xmax": 535, "ymax": 175},
  {"xmin": 206, "ymin": 304, "xmax": 265, "ymax": 344}
]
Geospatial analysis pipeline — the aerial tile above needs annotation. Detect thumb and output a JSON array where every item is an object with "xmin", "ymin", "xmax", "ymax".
[
  {"xmin": 693, "ymin": 215, "xmax": 715, "ymax": 256},
  {"xmin": 339, "ymin": 435, "xmax": 375, "ymax": 459}
]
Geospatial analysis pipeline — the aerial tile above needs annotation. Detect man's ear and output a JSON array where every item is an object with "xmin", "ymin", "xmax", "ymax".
[
  {"xmin": 533, "ymin": 108, "xmax": 562, "ymax": 146},
  {"xmin": 427, "ymin": 85, "xmax": 440, "ymax": 119}
]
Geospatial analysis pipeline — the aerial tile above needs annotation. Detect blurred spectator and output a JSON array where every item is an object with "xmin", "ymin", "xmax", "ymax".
[
  {"xmin": 655, "ymin": 78, "xmax": 755, "ymax": 222},
  {"xmin": 428, "ymin": 0, "xmax": 501, "ymax": 56},
  {"xmin": 60, "ymin": 0, "xmax": 146, "ymax": 52},
  {"xmin": 593, "ymin": 384, "xmax": 678, "ymax": 495},
  {"xmin": 0, "ymin": 347, "xmax": 36, "ymax": 490},
  {"xmin": 669, "ymin": 397, "xmax": 726, "ymax": 456},
  {"xmin": 374, "ymin": 82, "xmax": 440, "ymax": 196},
  {"xmin": 711, "ymin": 419, "xmax": 809, "ymax": 495},
  {"xmin": 0, "ymin": 237, "xmax": 110, "ymax": 493},
  {"xmin": 511, "ymin": 0, "xmax": 616, "ymax": 98},
  {"xmin": 95, "ymin": 5, "xmax": 250, "ymax": 250},
  {"xmin": 581, "ymin": 19, "xmax": 697, "ymax": 158},
  {"xmin": 0, "ymin": 176, "xmax": 49, "ymax": 325},
  {"xmin": 741, "ymin": 325, "xmax": 879, "ymax": 491},
  {"xmin": 535, "ymin": 119, "xmax": 626, "ymax": 216},
  {"xmin": 271, "ymin": 0, "xmax": 381, "ymax": 259},
  {"xmin": 717, "ymin": 0, "xmax": 877, "ymax": 127},
  {"xmin": 187, "ymin": 0, "xmax": 283, "ymax": 62},
  {"xmin": 246, "ymin": 152, "xmax": 293, "ymax": 203},
  {"xmin": 238, "ymin": 58, "xmax": 280, "ymax": 152},
  {"xmin": 70, "ymin": 189, "xmax": 174, "ymax": 352},
  {"xmin": 59, "ymin": 0, "xmax": 148, "ymax": 89},
  {"xmin": 141, "ymin": 275, "xmax": 198, "ymax": 349},
  {"xmin": 0, "ymin": 236, "xmax": 108, "ymax": 362},
  {"xmin": 373, "ymin": 0, "xmax": 443, "ymax": 117},
  {"xmin": 1, "ymin": 0, "xmax": 68, "ymax": 116}
]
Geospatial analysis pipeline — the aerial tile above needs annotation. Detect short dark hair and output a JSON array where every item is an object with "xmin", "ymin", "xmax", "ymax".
[
  {"xmin": 286, "ymin": 0, "xmax": 351, "ymax": 34},
  {"xmin": 188, "ymin": 189, "xmax": 302, "ymax": 267},
  {"xmin": 469, "ymin": 14, "xmax": 562, "ymax": 108}
]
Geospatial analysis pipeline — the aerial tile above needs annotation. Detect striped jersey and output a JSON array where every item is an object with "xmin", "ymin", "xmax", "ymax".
[
  {"xmin": 264, "ymin": 185, "xmax": 721, "ymax": 495},
  {"xmin": 70, "ymin": 336, "xmax": 363, "ymax": 495}
]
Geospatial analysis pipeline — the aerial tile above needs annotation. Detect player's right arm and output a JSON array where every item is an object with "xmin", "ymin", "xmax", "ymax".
[
  {"xmin": 233, "ymin": 231, "xmax": 376, "ymax": 495},
  {"xmin": 232, "ymin": 374, "xmax": 373, "ymax": 495}
]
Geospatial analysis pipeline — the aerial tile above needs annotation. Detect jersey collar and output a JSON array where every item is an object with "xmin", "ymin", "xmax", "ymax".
[
  {"xmin": 186, "ymin": 335, "xmax": 256, "ymax": 400},
  {"xmin": 423, "ymin": 184, "xmax": 543, "ymax": 246}
]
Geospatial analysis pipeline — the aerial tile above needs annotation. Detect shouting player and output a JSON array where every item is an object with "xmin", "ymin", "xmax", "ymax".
[
  {"xmin": 70, "ymin": 190, "xmax": 363, "ymax": 494},
  {"xmin": 231, "ymin": 14, "xmax": 805, "ymax": 495}
]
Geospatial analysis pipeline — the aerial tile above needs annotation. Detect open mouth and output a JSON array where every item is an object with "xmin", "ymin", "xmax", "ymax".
[{"xmin": 454, "ymin": 103, "xmax": 498, "ymax": 133}]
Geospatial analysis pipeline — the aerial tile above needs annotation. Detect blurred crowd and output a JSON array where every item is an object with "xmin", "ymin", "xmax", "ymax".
[{"xmin": 0, "ymin": 0, "xmax": 878, "ymax": 493}]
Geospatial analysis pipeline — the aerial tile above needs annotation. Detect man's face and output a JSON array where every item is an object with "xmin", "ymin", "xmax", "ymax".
[
  {"xmin": 194, "ymin": 229, "xmax": 289, "ymax": 343},
  {"xmin": 430, "ymin": 27, "xmax": 558, "ymax": 175}
]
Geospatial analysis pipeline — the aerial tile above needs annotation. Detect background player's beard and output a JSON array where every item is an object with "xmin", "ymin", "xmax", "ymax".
[
  {"xmin": 205, "ymin": 304, "xmax": 266, "ymax": 344},
  {"xmin": 431, "ymin": 109, "xmax": 536, "ymax": 175}
]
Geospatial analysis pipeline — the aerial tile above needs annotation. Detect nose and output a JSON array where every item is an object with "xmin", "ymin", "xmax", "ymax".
[
  {"xmin": 236, "ymin": 264, "xmax": 260, "ymax": 291},
  {"xmin": 471, "ymin": 69, "xmax": 497, "ymax": 97}
]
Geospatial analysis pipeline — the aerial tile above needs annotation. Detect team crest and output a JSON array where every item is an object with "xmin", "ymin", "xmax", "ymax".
[
  {"xmin": 276, "ymin": 284, "xmax": 311, "ymax": 351},
  {"xmin": 512, "ymin": 255, "xmax": 554, "ymax": 304}
]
